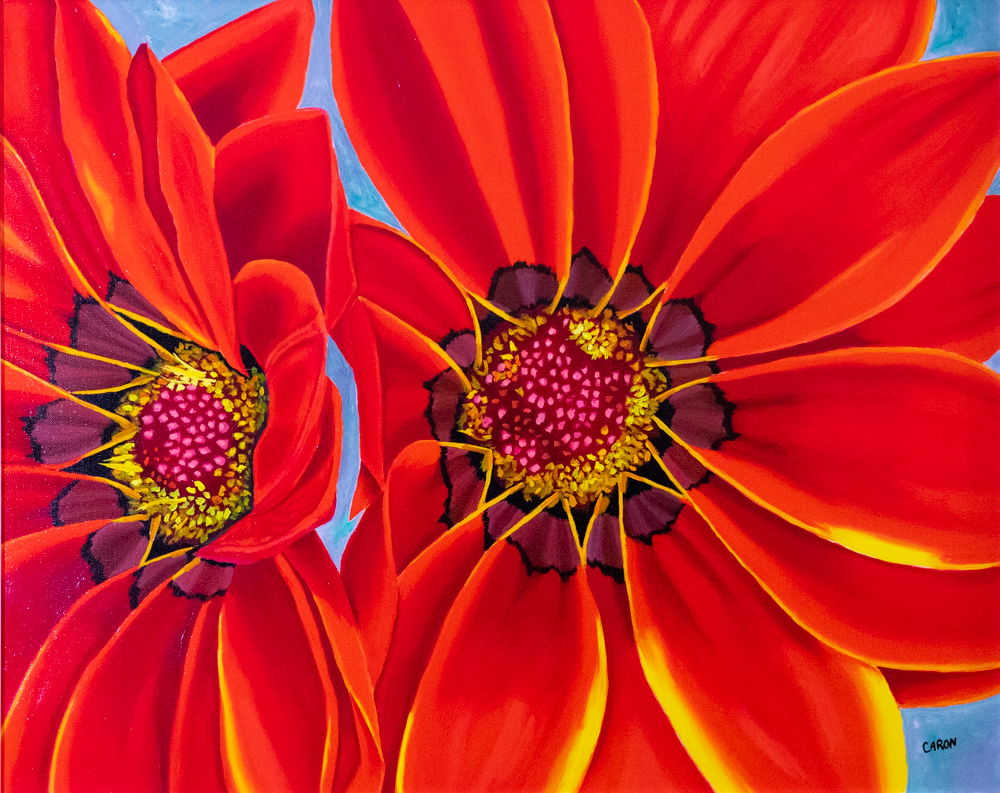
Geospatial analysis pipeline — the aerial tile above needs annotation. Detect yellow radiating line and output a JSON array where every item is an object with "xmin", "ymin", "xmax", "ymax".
[
  {"xmin": 645, "ymin": 355, "xmax": 718, "ymax": 368},
  {"xmin": 625, "ymin": 471, "xmax": 686, "ymax": 499},
  {"xmin": 644, "ymin": 439, "xmax": 690, "ymax": 495},
  {"xmin": 468, "ymin": 292, "xmax": 531, "ymax": 328},
  {"xmin": 439, "ymin": 441, "xmax": 492, "ymax": 456},
  {"xmin": 638, "ymin": 300, "xmax": 663, "ymax": 352}
]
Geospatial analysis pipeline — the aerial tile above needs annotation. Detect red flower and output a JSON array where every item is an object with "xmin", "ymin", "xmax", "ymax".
[
  {"xmin": 2, "ymin": 2, "xmax": 379, "ymax": 790},
  {"xmin": 330, "ymin": 1, "xmax": 1000, "ymax": 790}
]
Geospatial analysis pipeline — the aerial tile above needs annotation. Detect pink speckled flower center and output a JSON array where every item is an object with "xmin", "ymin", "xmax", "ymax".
[{"xmin": 133, "ymin": 384, "xmax": 237, "ymax": 496}]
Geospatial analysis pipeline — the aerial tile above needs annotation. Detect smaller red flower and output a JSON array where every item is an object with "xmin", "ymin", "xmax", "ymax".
[{"xmin": 2, "ymin": 2, "xmax": 378, "ymax": 791}]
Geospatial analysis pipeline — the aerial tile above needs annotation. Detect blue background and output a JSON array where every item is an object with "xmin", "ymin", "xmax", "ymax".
[{"xmin": 92, "ymin": 2, "xmax": 1000, "ymax": 790}]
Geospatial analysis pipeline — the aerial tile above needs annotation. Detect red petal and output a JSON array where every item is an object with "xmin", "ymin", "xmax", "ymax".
[
  {"xmin": 2, "ymin": 467, "xmax": 122, "ymax": 542},
  {"xmin": 203, "ymin": 260, "xmax": 339, "ymax": 561},
  {"xmin": 282, "ymin": 533, "xmax": 385, "ymax": 790},
  {"xmin": 3, "ymin": 2, "xmax": 117, "ymax": 290},
  {"xmin": 830, "ymin": 196, "xmax": 1000, "ymax": 361},
  {"xmin": 692, "ymin": 476, "xmax": 1000, "ymax": 670},
  {"xmin": 125, "ymin": 46, "xmax": 240, "ymax": 366},
  {"xmin": 581, "ymin": 570, "xmax": 710, "ymax": 792},
  {"xmin": 549, "ymin": 0, "xmax": 657, "ymax": 277},
  {"xmin": 399, "ymin": 541, "xmax": 606, "ymax": 792},
  {"xmin": 1, "ymin": 137, "xmax": 100, "ymax": 346},
  {"xmin": 2, "ymin": 520, "xmax": 108, "ymax": 712},
  {"xmin": 52, "ymin": 5, "xmax": 218, "ymax": 346},
  {"xmin": 203, "ymin": 378, "xmax": 340, "ymax": 562},
  {"xmin": 881, "ymin": 667, "xmax": 1000, "ymax": 709},
  {"xmin": 665, "ymin": 55, "xmax": 1000, "ymax": 357},
  {"xmin": 163, "ymin": 0, "xmax": 314, "ymax": 143},
  {"xmin": 375, "ymin": 514, "xmax": 486, "ymax": 791},
  {"xmin": 215, "ymin": 110, "xmax": 338, "ymax": 299},
  {"xmin": 333, "ymin": 299, "xmax": 458, "ymax": 483},
  {"xmin": 218, "ymin": 558, "xmax": 336, "ymax": 791},
  {"xmin": 332, "ymin": 0, "xmax": 573, "ymax": 293},
  {"xmin": 350, "ymin": 217, "xmax": 471, "ymax": 344},
  {"xmin": 385, "ymin": 440, "xmax": 453, "ymax": 571},
  {"xmin": 339, "ymin": 499, "xmax": 398, "ymax": 682},
  {"xmin": 169, "ymin": 600, "xmax": 228, "ymax": 793},
  {"xmin": 2, "ymin": 571, "xmax": 137, "ymax": 792},
  {"xmin": 697, "ymin": 348, "xmax": 1000, "ymax": 568},
  {"xmin": 2, "ymin": 362, "xmax": 130, "ymax": 467},
  {"xmin": 624, "ymin": 507, "xmax": 907, "ymax": 792},
  {"xmin": 48, "ymin": 582, "xmax": 205, "ymax": 793},
  {"xmin": 634, "ymin": 0, "xmax": 935, "ymax": 282}
]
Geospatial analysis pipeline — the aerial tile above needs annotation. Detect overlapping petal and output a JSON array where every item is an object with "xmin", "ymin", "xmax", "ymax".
[
  {"xmin": 163, "ymin": 0, "xmax": 314, "ymax": 143},
  {"xmin": 687, "ymin": 349, "xmax": 1000, "ymax": 568},
  {"xmin": 633, "ymin": 0, "xmax": 935, "ymax": 282},
  {"xmin": 664, "ymin": 55, "xmax": 999, "ymax": 358},
  {"xmin": 624, "ymin": 508, "xmax": 907, "ymax": 792},
  {"xmin": 399, "ymin": 540, "xmax": 607, "ymax": 792}
]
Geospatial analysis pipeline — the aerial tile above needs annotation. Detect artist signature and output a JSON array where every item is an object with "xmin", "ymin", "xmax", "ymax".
[{"xmin": 922, "ymin": 737, "xmax": 957, "ymax": 753}]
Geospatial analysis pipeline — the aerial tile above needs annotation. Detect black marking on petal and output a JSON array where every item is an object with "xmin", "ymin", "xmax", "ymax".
[
  {"xmin": 128, "ymin": 552, "xmax": 192, "ymax": 609},
  {"xmin": 51, "ymin": 479, "xmax": 128, "ymax": 526},
  {"xmin": 423, "ymin": 369, "xmax": 466, "ymax": 443},
  {"xmin": 587, "ymin": 559, "xmax": 625, "ymax": 584},
  {"xmin": 487, "ymin": 262, "xmax": 559, "ymax": 315},
  {"xmin": 439, "ymin": 447, "xmax": 487, "ymax": 527},
  {"xmin": 169, "ymin": 558, "xmax": 235, "ymax": 601},
  {"xmin": 82, "ymin": 519, "xmax": 150, "ymax": 585},
  {"xmin": 647, "ymin": 298, "xmax": 716, "ymax": 360},
  {"xmin": 606, "ymin": 264, "xmax": 655, "ymax": 313},
  {"xmin": 621, "ymin": 483, "xmax": 684, "ymax": 545},
  {"xmin": 438, "ymin": 329, "xmax": 478, "ymax": 369},
  {"xmin": 506, "ymin": 504, "xmax": 580, "ymax": 580},
  {"xmin": 20, "ymin": 399, "xmax": 116, "ymax": 466},
  {"xmin": 560, "ymin": 248, "xmax": 612, "ymax": 310},
  {"xmin": 667, "ymin": 382, "xmax": 738, "ymax": 451},
  {"xmin": 106, "ymin": 273, "xmax": 172, "ymax": 328}
]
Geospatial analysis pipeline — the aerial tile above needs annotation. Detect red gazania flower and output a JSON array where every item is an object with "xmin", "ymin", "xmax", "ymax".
[
  {"xmin": 330, "ymin": 1, "xmax": 1000, "ymax": 790},
  {"xmin": 2, "ymin": 1, "xmax": 379, "ymax": 790}
]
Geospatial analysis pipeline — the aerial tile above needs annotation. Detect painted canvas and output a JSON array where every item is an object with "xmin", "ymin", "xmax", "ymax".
[{"xmin": 2, "ymin": 1, "xmax": 998, "ymax": 791}]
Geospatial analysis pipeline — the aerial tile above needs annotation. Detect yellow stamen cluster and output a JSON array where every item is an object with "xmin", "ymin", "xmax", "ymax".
[
  {"xmin": 460, "ymin": 309, "xmax": 666, "ymax": 507},
  {"xmin": 105, "ymin": 343, "xmax": 267, "ymax": 546}
]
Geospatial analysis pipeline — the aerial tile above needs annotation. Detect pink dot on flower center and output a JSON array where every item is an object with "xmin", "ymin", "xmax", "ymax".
[
  {"xmin": 479, "ymin": 314, "xmax": 635, "ymax": 470},
  {"xmin": 132, "ymin": 384, "xmax": 236, "ymax": 495}
]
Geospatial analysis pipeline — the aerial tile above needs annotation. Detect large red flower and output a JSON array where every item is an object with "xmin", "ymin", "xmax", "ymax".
[
  {"xmin": 330, "ymin": 1, "xmax": 1000, "ymax": 790},
  {"xmin": 2, "ymin": 1, "xmax": 379, "ymax": 790}
]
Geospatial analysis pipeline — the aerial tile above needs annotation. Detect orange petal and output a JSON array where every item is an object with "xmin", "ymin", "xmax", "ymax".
[
  {"xmin": 696, "ymin": 348, "xmax": 1000, "ymax": 568},
  {"xmin": 691, "ymin": 476, "xmax": 1000, "ymax": 671},
  {"xmin": 349, "ymin": 217, "xmax": 471, "ymax": 344},
  {"xmin": 580, "ymin": 569, "xmax": 710, "ymax": 792},
  {"xmin": 163, "ymin": 0, "xmax": 314, "ymax": 143},
  {"xmin": 217, "ymin": 558, "xmax": 337, "ymax": 792},
  {"xmin": 332, "ymin": 0, "xmax": 573, "ymax": 293},
  {"xmin": 634, "ymin": 0, "xmax": 935, "ymax": 282},
  {"xmin": 549, "ymin": 0, "xmax": 657, "ymax": 277},
  {"xmin": 832, "ymin": 196, "xmax": 1000, "ymax": 361},
  {"xmin": 125, "ymin": 45, "xmax": 240, "ymax": 366},
  {"xmin": 624, "ymin": 507, "xmax": 907, "ymax": 792},
  {"xmin": 399, "ymin": 540, "xmax": 607, "ymax": 792},
  {"xmin": 881, "ymin": 667, "xmax": 1000, "ymax": 709},
  {"xmin": 665, "ymin": 55, "xmax": 1000, "ymax": 357},
  {"xmin": 376, "ymin": 514, "xmax": 486, "ymax": 792},
  {"xmin": 215, "ymin": 110, "xmax": 338, "ymax": 297}
]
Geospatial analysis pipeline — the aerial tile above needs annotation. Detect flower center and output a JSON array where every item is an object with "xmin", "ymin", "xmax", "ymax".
[
  {"xmin": 107, "ymin": 342, "xmax": 268, "ymax": 546},
  {"xmin": 460, "ymin": 309, "xmax": 665, "ymax": 506}
]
